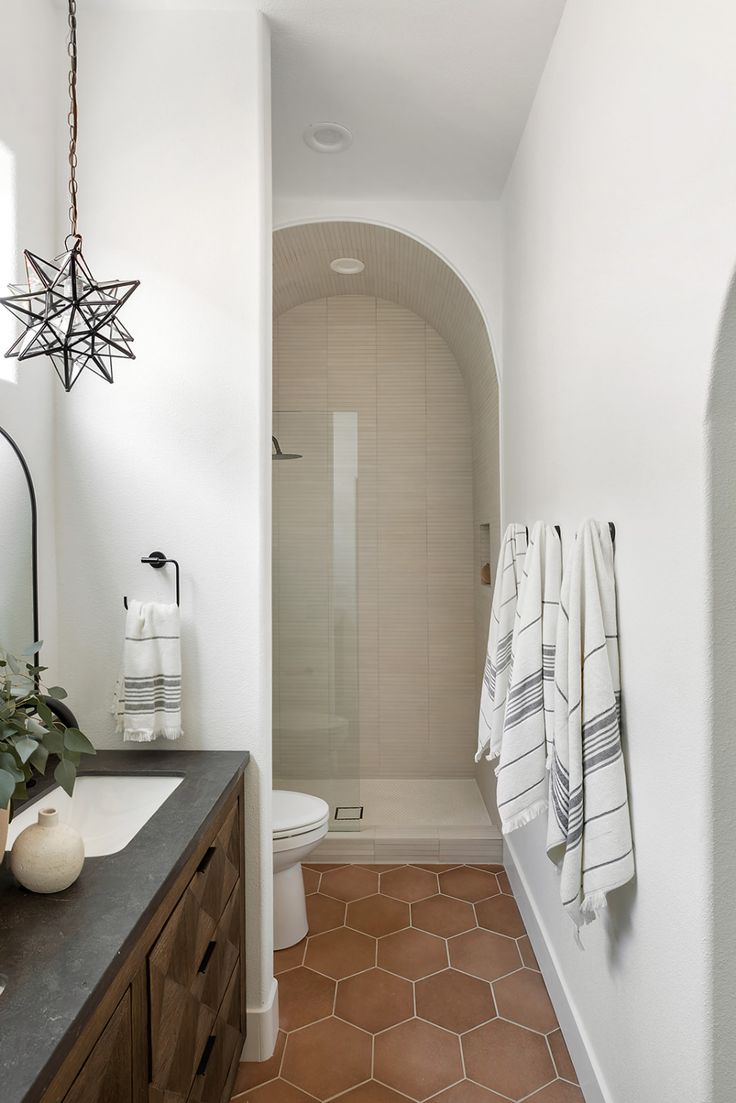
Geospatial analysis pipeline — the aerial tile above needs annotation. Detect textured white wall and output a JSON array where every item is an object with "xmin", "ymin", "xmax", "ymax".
[
  {"xmin": 51, "ymin": 5, "xmax": 275, "ymax": 1038},
  {"xmin": 0, "ymin": 0, "xmax": 59, "ymax": 673},
  {"xmin": 502, "ymin": 1, "xmax": 736, "ymax": 1098}
]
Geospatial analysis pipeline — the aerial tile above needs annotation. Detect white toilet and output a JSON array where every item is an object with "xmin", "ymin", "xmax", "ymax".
[{"xmin": 272, "ymin": 790, "xmax": 330, "ymax": 950}]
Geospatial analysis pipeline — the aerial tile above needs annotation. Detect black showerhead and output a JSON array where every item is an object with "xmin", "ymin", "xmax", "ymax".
[{"xmin": 272, "ymin": 436, "xmax": 302, "ymax": 461}]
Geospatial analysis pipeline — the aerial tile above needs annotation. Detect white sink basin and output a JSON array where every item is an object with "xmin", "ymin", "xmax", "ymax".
[{"xmin": 5, "ymin": 775, "xmax": 184, "ymax": 857}]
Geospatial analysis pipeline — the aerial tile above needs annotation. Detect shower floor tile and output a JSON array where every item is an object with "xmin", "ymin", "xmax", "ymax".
[
  {"xmin": 273, "ymin": 778, "xmax": 493, "ymax": 826},
  {"xmin": 231, "ymin": 864, "xmax": 583, "ymax": 1103}
]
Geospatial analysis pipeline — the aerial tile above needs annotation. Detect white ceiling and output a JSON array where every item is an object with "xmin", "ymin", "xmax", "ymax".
[{"xmin": 261, "ymin": 0, "xmax": 565, "ymax": 201}]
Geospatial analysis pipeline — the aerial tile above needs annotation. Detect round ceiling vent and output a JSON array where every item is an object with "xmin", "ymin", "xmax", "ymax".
[
  {"xmin": 303, "ymin": 122, "xmax": 353, "ymax": 154},
  {"xmin": 330, "ymin": 257, "xmax": 365, "ymax": 275}
]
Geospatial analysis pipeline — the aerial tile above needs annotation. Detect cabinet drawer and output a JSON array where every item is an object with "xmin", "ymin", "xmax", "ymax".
[
  {"xmin": 193, "ymin": 883, "xmax": 241, "ymax": 1016},
  {"xmin": 187, "ymin": 962, "xmax": 242, "ymax": 1103},
  {"xmin": 190, "ymin": 803, "xmax": 240, "ymax": 925}
]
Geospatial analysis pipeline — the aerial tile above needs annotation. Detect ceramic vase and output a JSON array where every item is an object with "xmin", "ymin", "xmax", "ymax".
[
  {"xmin": 0, "ymin": 806, "xmax": 8, "ymax": 860},
  {"xmin": 10, "ymin": 806, "xmax": 84, "ymax": 893}
]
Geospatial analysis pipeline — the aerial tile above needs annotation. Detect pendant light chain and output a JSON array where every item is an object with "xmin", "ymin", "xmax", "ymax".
[
  {"xmin": 67, "ymin": 0, "xmax": 79, "ymax": 242},
  {"xmin": 0, "ymin": 0, "xmax": 140, "ymax": 391}
]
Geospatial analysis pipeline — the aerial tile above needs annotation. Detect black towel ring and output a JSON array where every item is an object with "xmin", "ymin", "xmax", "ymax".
[{"xmin": 123, "ymin": 551, "xmax": 180, "ymax": 609}]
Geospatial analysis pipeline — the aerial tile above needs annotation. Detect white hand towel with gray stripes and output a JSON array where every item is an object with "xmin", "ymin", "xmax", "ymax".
[
  {"xmin": 547, "ymin": 519, "xmax": 634, "ymax": 924},
  {"xmin": 476, "ymin": 524, "xmax": 527, "ymax": 763},
  {"xmin": 495, "ymin": 522, "xmax": 561, "ymax": 833},
  {"xmin": 113, "ymin": 600, "xmax": 183, "ymax": 742}
]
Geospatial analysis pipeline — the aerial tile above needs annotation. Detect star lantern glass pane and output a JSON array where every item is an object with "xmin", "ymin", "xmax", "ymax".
[{"xmin": 0, "ymin": 237, "xmax": 139, "ymax": 391}]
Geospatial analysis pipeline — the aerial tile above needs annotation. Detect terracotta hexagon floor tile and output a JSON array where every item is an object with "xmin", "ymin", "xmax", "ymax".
[
  {"xmin": 413, "ymin": 864, "xmax": 461, "ymax": 872},
  {"xmin": 305, "ymin": 927, "xmax": 376, "ymax": 979},
  {"xmin": 548, "ymin": 1028, "xmax": 578, "ymax": 1083},
  {"xmin": 282, "ymin": 1017, "xmax": 372, "ymax": 1100},
  {"xmin": 336, "ymin": 967, "xmax": 414, "ymax": 1033},
  {"xmin": 468, "ymin": 864, "xmax": 504, "ymax": 873},
  {"xmin": 378, "ymin": 927, "xmax": 448, "ymax": 980},
  {"xmin": 412, "ymin": 894, "xmax": 476, "ymax": 938},
  {"xmin": 278, "ymin": 967, "xmax": 336, "ymax": 1031},
  {"xmin": 448, "ymin": 929, "xmax": 521, "ymax": 982},
  {"xmin": 496, "ymin": 870, "xmax": 512, "ymax": 895},
  {"xmin": 493, "ymin": 968, "xmax": 558, "ymax": 1034},
  {"xmin": 438, "ymin": 867, "xmax": 500, "ymax": 903},
  {"xmin": 336, "ymin": 1084, "xmax": 411, "ymax": 1103},
  {"xmin": 524, "ymin": 1082, "xmax": 585, "ymax": 1103},
  {"xmin": 374, "ymin": 1018, "xmax": 463, "ymax": 1101},
  {"xmin": 320, "ymin": 866, "xmax": 379, "ymax": 902},
  {"xmin": 475, "ymin": 895, "xmax": 526, "ymax": 938},
  {"xmin": 302, "ymin": 866, "xmax": 320, "ymax": 895},
  {"xmin": 429, "ymin": 1082, "xmax": 511, "ymax": 1103},
  {"xmin": 347, "ymin": 894, "xmax": 410, "ymax": 937},
  {"xmin": 518, "ymin": 935, "xmax": 540, "ymax": 971},
  {"xmin": 306, "ymin": 892, "xmax": 346, "ymax": 935},
  {"xmin": 274, "ymin": 938, "xmax": 306, "ymax": 976},
  {"xmin": 361, "ymin": 864, "xmax": 405, "ymax": 872},
  {"xmin": 415, "ymin": 969, "xmax": 495, "ymax": 1034},
  {"xmin": 232, "ymin": 1078, "xmax": 319, "ymax": 1102},
  {"xmin": 462, "ymin": 1019, "xmax": 555, "ymax": 1100},
  {"xmin": 381, "ymin": 865, "xmax": 439, "ymax": 902},
  {"xmin": 232, "ymin": 1031, "xmax": 286, "ymax": 1093}
]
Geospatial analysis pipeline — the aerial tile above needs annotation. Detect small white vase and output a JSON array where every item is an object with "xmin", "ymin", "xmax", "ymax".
[
  {"xmin": 0, "ymin": 806, "xmax": 8, "ymax": 859},
  {"xmin": 10, "ymin": 806, "xmax": 84, "ymax": 893}
]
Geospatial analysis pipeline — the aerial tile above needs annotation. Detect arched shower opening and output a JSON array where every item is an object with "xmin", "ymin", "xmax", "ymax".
[{"xmin": 272, "ymin": 220, "xmax": 501, "ymax": 858}]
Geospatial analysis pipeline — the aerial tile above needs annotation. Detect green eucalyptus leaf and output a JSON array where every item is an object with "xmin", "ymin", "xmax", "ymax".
[
  {"xmin": 64, "ymin": 728, "xmax": 95, "ymax": 755},
  {"xmin": 29, "ymin": 743, "xmax": 49, "ymax": 774},
  {"xmin": 54, "ymin": 757, "xmax": 76, "ymax": 798},
  {"xmin": 13, "ymin": 736, "xmax": 38, "ymax": 764},
  {"xmin": 0, "ymin": 751, "xmax": 24, "ymax": 782},
  {"xmin": 43, "ymin": 729, "xmax": 65, "ymax": 756},
  {"xmin": 46, "ymin": 686, "xmax": 68, "ymax": 700},
  {"xmin": 0, "ymin": 768, "xmax": 15, "ymax": 809}
]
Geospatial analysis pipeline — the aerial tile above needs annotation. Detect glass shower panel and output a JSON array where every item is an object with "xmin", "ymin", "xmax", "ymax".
[{"xmin": 273, "ymin": 410, "xmax": 361, "ymax": 831}]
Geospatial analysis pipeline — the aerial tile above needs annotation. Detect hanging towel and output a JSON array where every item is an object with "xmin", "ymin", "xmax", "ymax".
[
  {"xmin": 113, "ymin": 600, "xmax": 183, "ymax": 742},
  {"xmin": 547, "ymin": 520, "xmax": 634, "ymax": 924},
  {"xmin": 495, "ymin": 522, "xmax": 561, "ymax": 833},
  {"xmin": 476, "ymin": 524, "xmax": 527, "ymax": 763}
]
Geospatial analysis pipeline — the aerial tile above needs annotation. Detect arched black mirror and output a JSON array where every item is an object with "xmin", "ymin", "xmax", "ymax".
[{"xmin": 0, "ymin": 426, "xmax": 39, "ymax": 660}]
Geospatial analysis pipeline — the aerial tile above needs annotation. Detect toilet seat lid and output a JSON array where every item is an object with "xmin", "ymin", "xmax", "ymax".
[{"xmin": 273, "ymin": 790, "xmax": 330, "ymax": 838}]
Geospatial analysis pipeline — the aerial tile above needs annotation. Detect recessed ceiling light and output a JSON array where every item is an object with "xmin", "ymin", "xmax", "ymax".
[
  {"xmin": 303, "ymin": 122, "xmax": 353, "ymax": 154},
  {"xmin": 330, "ymin": 257, "xmax": 365, "ymax": 275}
]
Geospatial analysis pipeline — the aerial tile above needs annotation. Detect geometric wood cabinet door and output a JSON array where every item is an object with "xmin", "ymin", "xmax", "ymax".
[
  {"xmin": 38, "ymin": 783, "xmax": 245, "ymax": 1103},
  {"xmin": 62, "ymin": 990, "xmax": 132, "ymax": 1103}
]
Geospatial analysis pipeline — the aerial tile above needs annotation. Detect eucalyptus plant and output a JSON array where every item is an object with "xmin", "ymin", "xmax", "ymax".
[{"xmin": 0, "ymin": 645, "xmax": 95, "ymax": 813}]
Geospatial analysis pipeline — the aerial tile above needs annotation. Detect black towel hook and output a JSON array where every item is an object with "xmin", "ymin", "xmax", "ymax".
[{"xmin": 123, "ymin": 551, "xmax": 180, "ymax": 610}]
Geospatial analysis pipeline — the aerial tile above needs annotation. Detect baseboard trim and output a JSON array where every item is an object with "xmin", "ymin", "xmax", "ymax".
[
  {"xmin": 504, "ymin": 838, "xmax": 609, "ymax": 1103},
  {"xmin": 242, "ymin": 976, "xmax": 279, "ymax": 1062}
]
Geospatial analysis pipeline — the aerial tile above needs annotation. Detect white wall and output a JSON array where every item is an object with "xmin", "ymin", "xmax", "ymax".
[
  {"xmin": 51, "ymin": 3, "xmax": 276, "ymax": 1055},
  {"xmin": 501, "ymin": 1, "xmax": 736, "ymax": 1098},
  {"xmin": 0, "ymin": 0, "xmax": 59, "ymax": 673}
]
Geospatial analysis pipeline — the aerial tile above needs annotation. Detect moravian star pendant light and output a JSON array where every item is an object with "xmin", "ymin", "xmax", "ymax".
[{"xmin": 0, "ymin": 0, "xmax": 139, "ymax": 392}]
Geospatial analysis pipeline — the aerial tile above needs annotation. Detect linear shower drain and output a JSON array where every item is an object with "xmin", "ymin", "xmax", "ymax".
[{"xmin": 334, "ymin": 806, "xmax": 364, "ymax": 821}]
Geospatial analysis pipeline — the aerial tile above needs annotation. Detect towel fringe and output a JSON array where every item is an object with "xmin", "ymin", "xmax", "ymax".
[
  {"xmin": 500, "ymin": 799, "xmax": 548, "ymax": 835},
  {"xmin": 123, "ymin": 727, "xmax": 183, "ymax": 743}
]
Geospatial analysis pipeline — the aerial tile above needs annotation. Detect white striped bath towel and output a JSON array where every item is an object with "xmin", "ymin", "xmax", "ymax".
[
  {"xmin": 113, "ymin": 600, "xmax": 183, "ymax": 742},
  {"xmin": 476, "ymin": 524, "xmax": 527, "ymax": 763},
  {"xmin": 547, "ymin": 520, "xmax": 634, "ymax": 924},
  {"xmin": 496, "ymin": 522, "xmax": 561, "ymax": 833}
]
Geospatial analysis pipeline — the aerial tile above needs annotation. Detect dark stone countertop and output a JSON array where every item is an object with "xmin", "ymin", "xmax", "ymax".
[{"xmin": 0, "ymin": 748, "xmax": 249, "ymax": 1103}]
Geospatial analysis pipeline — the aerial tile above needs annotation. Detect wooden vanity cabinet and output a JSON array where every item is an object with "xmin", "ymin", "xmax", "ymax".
[{"xmin": 40, "ymin": 785, "xmax": 245, "ymax": 1103}]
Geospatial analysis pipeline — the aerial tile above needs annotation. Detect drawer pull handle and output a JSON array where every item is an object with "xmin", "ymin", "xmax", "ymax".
[
  {"xmin": 196, "ymin": 846, "xmax": 216, "ymax": 875},
  {"xmin": 197, "ymin": 1034, "xmax": 216, "ymax": 1077},
  {"xmin": 198, "ymin": 940, "xmax": 217, "ymax": 974}
]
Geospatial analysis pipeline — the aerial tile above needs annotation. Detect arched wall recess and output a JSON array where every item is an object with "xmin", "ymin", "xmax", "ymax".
[{"xmin": 272, "ymin": 220, "xmax": 501, "ymax": 813}]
